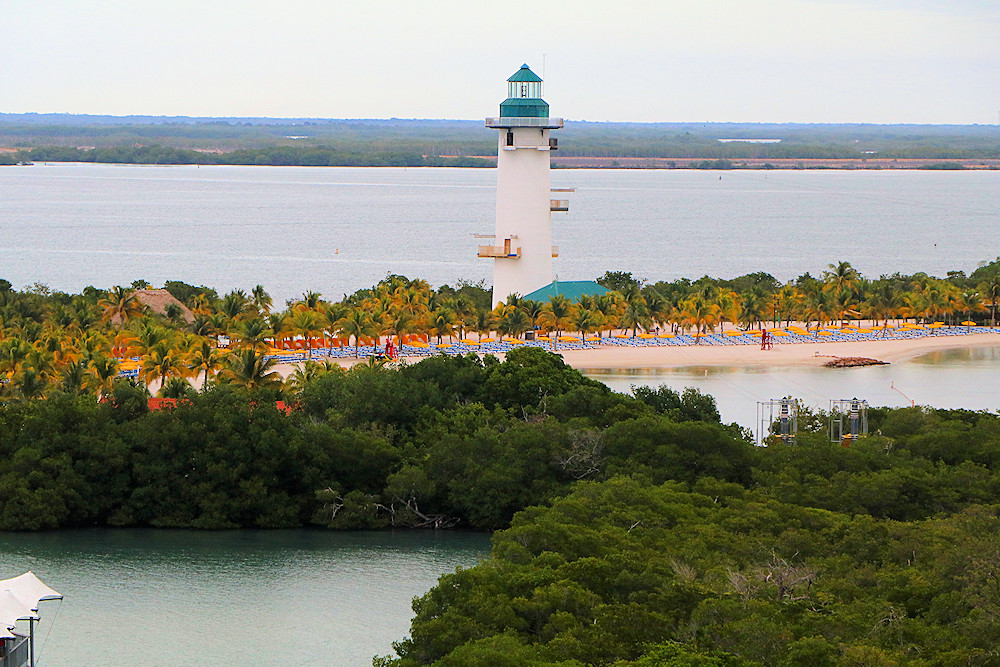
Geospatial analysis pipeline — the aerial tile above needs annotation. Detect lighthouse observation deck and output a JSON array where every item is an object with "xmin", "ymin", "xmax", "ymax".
[{"xmin": 486, "ymin": 117, "xmax": 564, "ymax": 129}]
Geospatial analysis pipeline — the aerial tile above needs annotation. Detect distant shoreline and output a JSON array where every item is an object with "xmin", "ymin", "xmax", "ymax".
[
  {"xmin": 5, "ymin": 157, "xmax": 998, "ymax": 170},
  {"xmin": 549, "ymin": 156, "xmax": 1000, "ymax": 170}
]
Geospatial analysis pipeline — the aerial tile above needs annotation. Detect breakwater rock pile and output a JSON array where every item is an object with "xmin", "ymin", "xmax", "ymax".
[{"xmin": 823, "ymin": 356, "xmax": 889, "ymax": 368}]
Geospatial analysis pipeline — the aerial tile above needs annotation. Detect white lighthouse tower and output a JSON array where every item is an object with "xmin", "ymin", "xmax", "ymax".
[{"xmin": 481, "ymin": 64, "xmax": 565, "ymax": 308}]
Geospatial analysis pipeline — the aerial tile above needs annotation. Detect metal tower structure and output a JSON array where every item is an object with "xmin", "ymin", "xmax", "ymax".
[
  {"xmin": 756, "ymin": 397, "xmax": 798, "ymax": 445},
  {"xmin": 829, "ymin": 398, "xmax": 869, "ymax": 446}
]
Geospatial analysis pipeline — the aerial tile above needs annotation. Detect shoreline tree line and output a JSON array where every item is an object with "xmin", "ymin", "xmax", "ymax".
[
  {"xmin": 3, "ymin": 116, "xmax": 1000, "ymax": 167},
  {"xmin": 3, "ymin": 259, "xmax": 1000, "ymax": 401}
]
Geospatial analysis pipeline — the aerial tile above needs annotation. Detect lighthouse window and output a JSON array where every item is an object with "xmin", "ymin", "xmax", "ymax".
[{"xmin": 506, "ymin": 131, "xmax": 514, "ymax": 146}]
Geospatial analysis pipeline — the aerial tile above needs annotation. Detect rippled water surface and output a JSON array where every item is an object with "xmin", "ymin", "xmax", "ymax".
[
  {"xmin": 0, "ymin": 529, "xmax": 490, "ymax": 666},
  {"xmin": 583, "ymin": 346, "xmax": 1000, "ymax": 431},
  {"xmin": 1, "ymin": 165, "xmax": 998, "ymax": 303}
]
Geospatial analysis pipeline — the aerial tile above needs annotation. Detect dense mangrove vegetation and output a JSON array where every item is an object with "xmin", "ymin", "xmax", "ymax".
[{"xmin": 4, "ymin": 264, "xmax": 1000, "ymax": 664}]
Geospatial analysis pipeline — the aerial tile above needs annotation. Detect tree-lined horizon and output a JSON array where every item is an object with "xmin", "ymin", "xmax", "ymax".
[{"xmin": 3, "ymin": 116, "xmax": 1000, "ymax": 167}]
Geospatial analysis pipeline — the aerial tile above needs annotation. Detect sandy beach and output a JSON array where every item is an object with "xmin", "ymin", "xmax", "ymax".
[
  {"xmin": 559, "ymin": 331, "xmax": 1000, "ymax": 370},
  {"xmin": 271, "ymin": 330, "xmax": 1000, "ymax": 378}
]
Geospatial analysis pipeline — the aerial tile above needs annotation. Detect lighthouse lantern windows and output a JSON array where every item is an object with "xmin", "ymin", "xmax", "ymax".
[{"xmin": 508, "ymin": 79, "xmax": 541, "ymax": 99}]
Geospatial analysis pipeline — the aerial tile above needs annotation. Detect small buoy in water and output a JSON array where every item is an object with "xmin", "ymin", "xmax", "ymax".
[{"xmin": 335, "ymin": 249, "xmax": 339, "ymax": 254}]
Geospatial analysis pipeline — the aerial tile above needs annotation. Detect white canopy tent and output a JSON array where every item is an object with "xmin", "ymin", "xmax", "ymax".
[
  {"xmin": 1, "ymin": 590, "xmax": 34, "ymax": 639},
  {"xmin": 0, "ymin": 572, "xmax": 61, "ymax": 666},
  {"xmin": 0, "ymin": 573, "xmax": 60, "ymax": 614}
]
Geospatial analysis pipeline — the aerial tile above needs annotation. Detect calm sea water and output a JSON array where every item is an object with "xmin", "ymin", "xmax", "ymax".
[
  {"xmin": 1, "ymin": 164, "xmax": 998, "ymax": 304},
  {"xmin": 0, "ymin": 529, "xmax": 489, "ymax": 666},
  {"xmin": 583, "ymin": 346, "xmax": 1000, "ymax": 432}
]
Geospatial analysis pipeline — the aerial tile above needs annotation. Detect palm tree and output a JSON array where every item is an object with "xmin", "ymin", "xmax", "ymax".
[
  {"xmin": 24, "ymin": 347, "xmax": 56, "ymax": 381},
  {"xmin": 188, "ymin": 340, "xmax": 225, "ymax": 389},
  {"xmin": 386, "ymin": 310, "xmax": 419, "ymax": 347},
  {"xmin": 738, "ymin": 288, "xmax": 767, "ymax": 330},
  {"xmin": 232, "ymin": 317, "xmax": 273, "ymax": 352},
  {"xmin": 715, "ymin": 289, "xmax": 742, "ymax": 333},
  {"xmin": 0, "ymin": 338, "xmax": 31, "ymax": 376},
  {"xmin": 268, "ymin": 312, "xmax": 292, "ymax": 350},
  {"xmin": 12, "ymin": 367, "xmax": 48, "ymax": 400},
  {"xmin": 595, "ymin": 293, "xmax": 624, "ymax": 337},
  {"xmin": 450, "ymin": 295, "xmax": 476, "ymax": 341},
  {"xmin": 978, "ymin": 276, "xmax": 1000, "ymax": 327},
  {"xmin": 679, "ymin": 294, "xmax": 720, "ymax": 343},
  {"xmin": 572, "ymin": 307, "xmax": 601, "ymax": 342},
  {"xmin": 496, "ymin": 307, "xmax": 531, "ymax": 339},
  {"xmin": 470, "ymin": 309, "xmax": 498, "ymax": 342},
  {"xmin": 89, "ymin": 355, "xmax": 120, "ymax": 398},
  {"xmin": 430, "ymin": 308, "xmax": 456, "ymax": 345},
  {"xmin": 546, "ymin": 295, "xmax": 575, "ymax": 337},
  {"xmin": 290, "ymin": 309, "xmax": 323, "ymax": 360},
  {"xmin": 59, "ymin": 361, "xmax": 91, "ymax": 394},
  {"xmin": 99, "ymin": 286, "xmax": 144, "ymax": 328},
  {"xmin": 191, "ymin": 293, "xmax": 214, "ymax": 315},
  {"xmin": 295, "ymin": 290, "xmax": 323, "ymax": 311},
  {"xmin": 142, "ymin": 341, "xmax": 188, "ymax": 391},
  {"xmin": 862, "ymin": 281, "xmax": 898, "ymax": 328},
  {"xmin": 132, "ymin": 321, "xmax": 173, "ymax": 356},
  {"xmin": 620, "ymin": 295, "xmax": 651, "ymax": 337},
  {"xmin": 190, "ymin": 314, "xmax": 216, "ymax": 338},
  {"xmin": 336, "ymin": 309, "xmax": 377, "ymax": 358},
  {"xmin": 218, "ymin": 348, "xmax": 282, "ymax": 390},
  {"xmin": 285, "ymin": 360, "xmax": 341, "ymax": 393},
  {"xmin": 218, "ymin": 290, "xmax": 250, "ymax": 322},
  {"xmin": 394, "ymin": 285, "xmax": 430, "ymax": 319},
  {"xmin": 251, "ymin": 285, "xmax": 273, "ymax": 315},
  {"xmin": 823, "ymin": 261, "xmax": 860, "ymax": 294},
  {"xmin": 539, "ymin": 295, "xmax": 576, "ymax": 349},
  {"xmin": 112, "ymin": 329, "xmax": 141, "ymax": 360},
  {"xmin": 319, "ymin": 302, "xmax": 349, "ymax": 350},
  {"xmin": 801, "ymin": 283, "xmax": 837, "ymax": 335},
  {"xmin": 958, "ymin": 288, "xmax": 986, "ymax": 326},
  {"xmin": 159, "ymin": 376, "xmax": 194, "ymax": 399}
]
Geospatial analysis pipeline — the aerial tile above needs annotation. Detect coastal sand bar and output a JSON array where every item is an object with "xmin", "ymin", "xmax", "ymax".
[
  {"xmin": 271, "ymin": 330, "xmax": 1000, "ymax": 377},
  {"xmin": 557, "ymin": 331, "xmax": 1000, "ymax": 370}
]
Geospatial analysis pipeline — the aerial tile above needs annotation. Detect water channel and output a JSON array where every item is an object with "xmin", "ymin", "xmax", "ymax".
[{"xmin": 0, "ymin": 529, "xmax": 490, "ymax": 666}]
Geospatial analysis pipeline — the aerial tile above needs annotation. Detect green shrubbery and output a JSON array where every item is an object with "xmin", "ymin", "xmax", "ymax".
[
  {"xmin": 0, "ymin": 347, "xmax": 731, "ymax": 531},
  {"xmin": 5, "ymin": 343, "xmax": 1000, "ymax": 663}
]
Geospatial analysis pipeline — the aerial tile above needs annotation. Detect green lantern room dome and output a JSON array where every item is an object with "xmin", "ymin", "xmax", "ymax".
[{"xmin": 500, "ymin": 64, "xmax": 549, "ymax": 118}]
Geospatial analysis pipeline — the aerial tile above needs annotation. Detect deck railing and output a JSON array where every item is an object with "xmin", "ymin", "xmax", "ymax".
[
  {"xmin": 478, "ymin": 245, "xmax": 521, "ymax": 258},
  {"xmin": 0, "ymin": 634, "xmax": 30, "ymax": 667},
  {"xmin": 486, "ymin": 117, "xmax": 564, "ymax": 129}
]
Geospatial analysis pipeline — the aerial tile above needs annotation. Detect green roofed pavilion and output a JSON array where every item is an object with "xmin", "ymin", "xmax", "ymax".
[{"xmin": 522, "ymin": 280, "xmax": 608, "ymax": 302}]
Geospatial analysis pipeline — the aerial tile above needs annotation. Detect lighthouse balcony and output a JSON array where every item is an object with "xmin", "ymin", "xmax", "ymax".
[
  {"xmin": 550, "ymin": 199, "xmax": 569, "ymax": 212},
  {"xmin": 478, "ymin": 244, "xmax": 521, "ymax": 259},
  {"xmin": 486, "ymin": 117, "xmax": 564, "ymax": 129}
]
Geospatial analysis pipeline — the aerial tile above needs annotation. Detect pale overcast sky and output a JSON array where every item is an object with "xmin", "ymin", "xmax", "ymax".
[{"xmin": 2, "ymin": 0, "xmax": 998, "ymax": 124}]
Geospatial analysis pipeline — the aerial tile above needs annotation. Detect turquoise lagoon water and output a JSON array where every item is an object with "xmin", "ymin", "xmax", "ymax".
[{"xmin": 0, "ymin": 529, "xmax": 490, "ymax": 666}]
